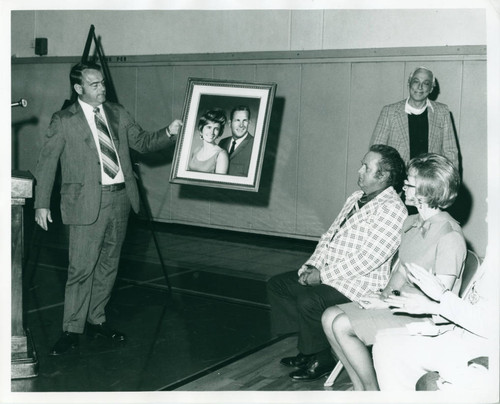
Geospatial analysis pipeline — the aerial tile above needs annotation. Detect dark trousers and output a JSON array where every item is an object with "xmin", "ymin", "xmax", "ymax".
[
  {"xmin": 63, "ymin": 188, "xmax": 130, "ymax": 333},
  {"xmin": 267, "ymin": 270, "xmax": 350, "ymax": 355}
]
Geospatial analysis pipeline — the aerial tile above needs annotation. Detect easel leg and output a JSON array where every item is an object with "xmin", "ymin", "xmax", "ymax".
[{"xmin": 134, "ymin": 170, "xmax": 172, "ymax": 296}]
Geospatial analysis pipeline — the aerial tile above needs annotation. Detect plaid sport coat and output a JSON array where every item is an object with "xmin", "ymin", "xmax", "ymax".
[
  {"xmin": 301, "ymin": 187, "xmax": 407, "ymax": 302},
  {"xmin": 370, "ymin": 99, "xmax": 459, "ymax": 169}
]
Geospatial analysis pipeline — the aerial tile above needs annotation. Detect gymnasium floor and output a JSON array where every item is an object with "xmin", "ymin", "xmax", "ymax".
[{"xmin": 12, "ymin": 214, "xmax": 351, "ymax": 393}]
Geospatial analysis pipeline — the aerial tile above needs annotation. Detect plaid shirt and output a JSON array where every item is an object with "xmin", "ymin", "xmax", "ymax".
[
  {"xmin": 370, "ymin": 99, "xmax": 459, "ymax": 169},
  {"xmin": 300, "ymin": 187, "xmax": 407, "ymax": 302}
]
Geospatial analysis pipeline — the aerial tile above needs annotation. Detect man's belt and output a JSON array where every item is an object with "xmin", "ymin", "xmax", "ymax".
[{"xmin": 101, "ymin": 183, "xmax": 125, "ymax": 192}]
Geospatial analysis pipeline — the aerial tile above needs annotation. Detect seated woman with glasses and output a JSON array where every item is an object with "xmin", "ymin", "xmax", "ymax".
[{"xmin": 321, "ymin": 153, "xmax": 466, "ymax": 391}]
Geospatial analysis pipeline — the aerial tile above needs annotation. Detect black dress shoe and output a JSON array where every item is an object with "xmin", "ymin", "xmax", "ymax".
[
  {"xmin": 49, "ymin": 331, "xmax": 79, "ymax": 356},
  {"xmin": 86, "ymin": 322, "xmax": 126, "ymax": 341},
  {"xmin": 280, "ymin": 352, "xmax": 315, "ymax": 368},
  {"xmin": 289, "ymin": 358, "xmax": 336, "ymax": 381}
]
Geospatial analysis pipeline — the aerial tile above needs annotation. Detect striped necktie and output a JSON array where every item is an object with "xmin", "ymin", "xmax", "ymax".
[{"xmin": 93, "ymin": 107, "xmax": 119, "ymax": 178}]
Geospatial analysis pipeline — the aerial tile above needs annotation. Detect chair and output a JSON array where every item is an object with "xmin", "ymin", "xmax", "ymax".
[
  {"xmin": 416, "ymin": 356, "xmax": 489, "ymax": 391},
  {"xmin": 323, "ymin": 249, "xmax": 481, "ymax": 388},
  {"xmin": 415, "ymin": 371, "xmax": 440, "ymax": 390},
  {"xmin": 414, "ymin": 250, "xmax": 483, "ymax": 391},
  {"xmin": 459, "ymin": 249, "xmax": 481, "ymax": 298},
  {"xmin": 324, "ymin": 360, "xmax": 344, "ymax": 387}
]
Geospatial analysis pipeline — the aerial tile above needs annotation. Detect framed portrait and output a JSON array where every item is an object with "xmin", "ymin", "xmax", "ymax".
[{"xmin": 170, "ymin": 77, "xmax": 277, "ymax": 192}]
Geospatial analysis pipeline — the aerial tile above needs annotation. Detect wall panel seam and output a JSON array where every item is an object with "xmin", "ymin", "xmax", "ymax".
[
  {"xmin": 458, "ymin": 60, "xmax": 465, "ymax": 142},
  {"xmin": 345, "ymin": 62, "xmax": 352, "ymax": 201},
  {"xmin": 295, "ymin": 64, "xmax": 303, "ymax": 234}
]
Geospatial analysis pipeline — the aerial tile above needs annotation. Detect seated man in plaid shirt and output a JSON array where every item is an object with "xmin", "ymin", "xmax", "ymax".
[{"xmin": 267, "ymin": 144, "xmax": 408, "ymax": 382}]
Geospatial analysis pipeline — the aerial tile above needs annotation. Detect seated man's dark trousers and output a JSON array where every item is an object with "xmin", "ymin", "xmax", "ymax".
[{"xmin": 267, "ymin": 270, "xmax": 350, "ymax": 355}]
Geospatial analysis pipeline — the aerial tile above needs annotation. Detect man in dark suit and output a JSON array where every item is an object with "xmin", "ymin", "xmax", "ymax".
[
  {"xmin": 34, "ymin": 62, "xmax": 182, "ymax": 355},
  {"xmin": 218, "ymin": 105, "xmax": 254, "ymax": 176}
]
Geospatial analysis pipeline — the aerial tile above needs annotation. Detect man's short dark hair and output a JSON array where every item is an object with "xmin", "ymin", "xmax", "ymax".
[
  {"xmin": 370, "ymin": 144, "xmax": 406, "ymax": 192},
  {"xmin": 230, "ymin": 105, "xmax": 251, "ymax": 121},
  {"xmin": 70, "ymin": 62, "xmax": 103, "ymax": 87}
]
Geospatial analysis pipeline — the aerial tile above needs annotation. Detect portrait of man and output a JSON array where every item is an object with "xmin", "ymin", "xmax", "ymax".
[{"xmin": 218, "ymin": 105, "xmax": 254, "ymax": 177}]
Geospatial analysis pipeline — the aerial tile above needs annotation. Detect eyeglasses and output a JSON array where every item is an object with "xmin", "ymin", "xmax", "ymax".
[{"xmin": 403, "ymin": 181, "xmax": 416, "ymax": 191}]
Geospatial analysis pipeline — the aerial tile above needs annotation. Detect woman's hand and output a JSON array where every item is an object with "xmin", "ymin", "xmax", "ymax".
[
  {"xmin": 405, "ymin": 263, "xmax": 448, "ymax": 301},
  {"xmin": 358, "ymin": 293, "xmax": 390, "ymax": 310},
  {"xmin": 384, "ymin": 291, "xmax": 440, "ymax": 315}
]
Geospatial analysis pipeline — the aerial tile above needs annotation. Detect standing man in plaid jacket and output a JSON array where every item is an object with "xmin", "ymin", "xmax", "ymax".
[
  {"xmin": 370, "ymin": 66, "xmax": 459, "ymax": 170},
  {"xmin": 267, "ymin": 144, "xmax": 408, "ymax": 382}
]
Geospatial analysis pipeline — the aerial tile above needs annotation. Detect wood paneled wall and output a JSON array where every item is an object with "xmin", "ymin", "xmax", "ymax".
[{"xmin": 11, "ymin": 46, "xmax": 488, "ymax": 255}]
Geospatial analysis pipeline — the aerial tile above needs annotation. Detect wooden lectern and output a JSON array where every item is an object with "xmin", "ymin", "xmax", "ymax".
[{"xmin": 11, "ymin": 170, "xmax": 38, "ymax": 379}]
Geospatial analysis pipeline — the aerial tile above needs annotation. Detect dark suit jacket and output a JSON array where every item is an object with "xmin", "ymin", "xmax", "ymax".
[
  {"xmin": 34, "ymin": 101, "xmax": 172, "ymax": 225},
  {"xmin": 219, "ymin": 134, "xmax": 254, "ymax": 176}
]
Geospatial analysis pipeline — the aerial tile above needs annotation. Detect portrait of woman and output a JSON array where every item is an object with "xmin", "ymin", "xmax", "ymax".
[{"xmin": 188, "ymin": 109, "xmax": 229, "ymax": 174}]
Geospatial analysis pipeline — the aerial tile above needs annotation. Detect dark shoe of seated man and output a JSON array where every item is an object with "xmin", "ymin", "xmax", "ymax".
[
  {"xmin": 86, "ymin": 322, "xmax": 126, "ymax": 342},
  {"xmin": 49, "ymin": 331, "xmax": 80, "ymax": 356},
  {"xmin": 280, "ymin": 352, "xmax": 315, "ymax": 369},
  {"xmin": 289, "ymin": 348, "xmax": 337, "ymax": 381}
]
